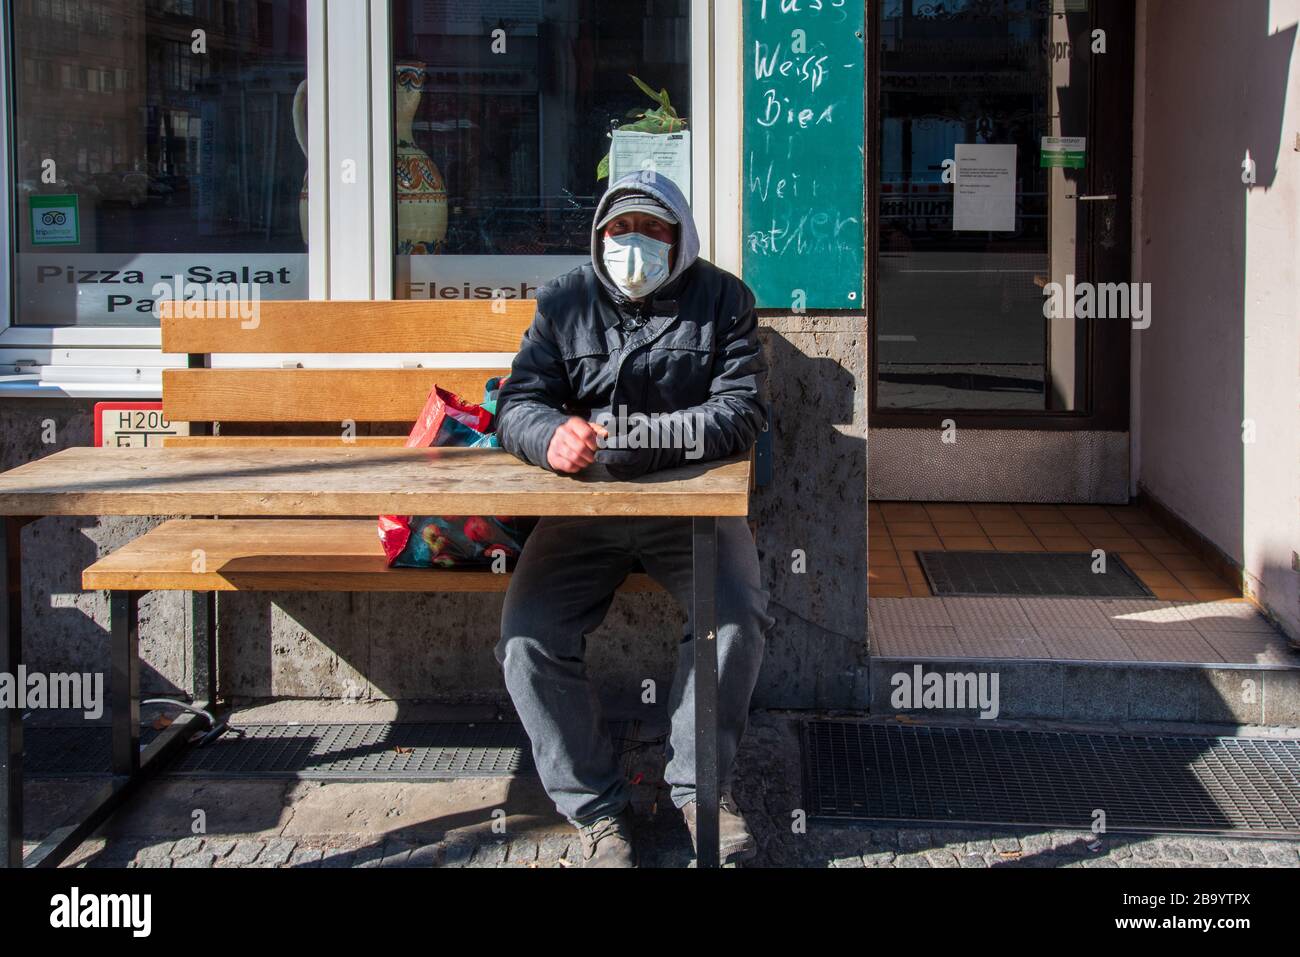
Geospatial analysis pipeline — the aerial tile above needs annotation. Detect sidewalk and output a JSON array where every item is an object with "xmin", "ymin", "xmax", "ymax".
[{"xmin": 25, "ymin": 710, "xmax": 1300, "ymax": 869}]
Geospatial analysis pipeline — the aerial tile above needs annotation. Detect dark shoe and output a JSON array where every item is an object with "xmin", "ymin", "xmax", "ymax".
[
  {"xmin": 681, "ymin": 792, "xmax": 757, "ymax": 864},
  {"xmin": 575, "ymin": 810, "xmax": 638, "ymax": 868}
]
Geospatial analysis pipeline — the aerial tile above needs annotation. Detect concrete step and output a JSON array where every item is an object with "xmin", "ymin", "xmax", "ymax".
[
  {"xmin": 869, "ymin": 656, "xmax": 1300, "ymax": 725},
  {"xmin": 868, "ymin": 597, "xmax": 1300, "ymax": 724}
]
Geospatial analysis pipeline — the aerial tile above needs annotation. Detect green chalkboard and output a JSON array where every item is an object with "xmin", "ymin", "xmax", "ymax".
[{"xmin": 742, "ymin": 0, "xmax": 865, "ymax": 309}]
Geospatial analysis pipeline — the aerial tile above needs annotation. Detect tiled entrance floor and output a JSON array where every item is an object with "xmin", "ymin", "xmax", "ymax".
[
  {"xmin": 869, "ymin": 597, "xmax": 1299, "ymax": 666},
  {"xmin": 869, "ymin": 501, "xmax": 1238, "ymax": 601},
  {"xmin": 868, "ymin": 502, "xmax": 1296, "ymax": 666}
]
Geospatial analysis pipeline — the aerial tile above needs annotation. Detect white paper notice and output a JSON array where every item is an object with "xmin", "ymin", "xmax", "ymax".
[
  {"xmin": 953, "ymin": 144, "xmax": 1017, "ymax": 232},
  {"xmin": 609, "ymin": 130, "xmax": 691, "ymax": 200}
]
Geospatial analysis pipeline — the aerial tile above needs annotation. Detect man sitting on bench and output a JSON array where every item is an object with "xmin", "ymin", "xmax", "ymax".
[{"xmin": 495, "ymin": 169, "xmax": 774, "ymax": 867}]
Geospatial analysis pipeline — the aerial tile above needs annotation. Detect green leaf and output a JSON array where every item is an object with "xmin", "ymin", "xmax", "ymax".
[{"xmin": 629, "ymin": 74, "xmax": 664, "ymax": 106}]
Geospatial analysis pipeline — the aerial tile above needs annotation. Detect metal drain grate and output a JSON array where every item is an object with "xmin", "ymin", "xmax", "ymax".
[
  {"xmin": 25, "ymin": 721, "xmax": 639, "ymax": 780},
  {"xmin": 802, "ymin": 721, "xmax": 1300, "ymax": 837},
  {"xmin": 23, "ymin": 725, "xmax": 162, "ymax": 776},
  {"xmin": 916, "ymin": 551, "xmax": 1154, "ymax": 598}
]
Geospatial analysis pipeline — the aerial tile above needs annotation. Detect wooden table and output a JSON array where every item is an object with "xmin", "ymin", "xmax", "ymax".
[{"xmin": 0, "ymin": 446, "xmax": 751, "ymax": 869}]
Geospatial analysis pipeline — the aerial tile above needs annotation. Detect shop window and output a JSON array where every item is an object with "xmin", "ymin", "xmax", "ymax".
[
  {"xmin": 8, "ymin": 0, "xmax": 308, "ymax": 327},
  {"xmin": 390, "ymin": 0, "xmax": 692, "ymax": 302}
]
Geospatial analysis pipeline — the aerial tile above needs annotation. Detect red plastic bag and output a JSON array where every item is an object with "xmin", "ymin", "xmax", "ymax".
[{"xmin": 377, "ymin": 378, "xmax": 533, "ymax": 568}]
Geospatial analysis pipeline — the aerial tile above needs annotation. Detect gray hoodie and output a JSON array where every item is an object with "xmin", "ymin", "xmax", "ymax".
[{"xmin": 589, "ymin": 169, "xmax": 701, "ymax": 308}]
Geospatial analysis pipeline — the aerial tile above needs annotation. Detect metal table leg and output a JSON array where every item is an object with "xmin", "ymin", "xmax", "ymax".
[
  {"xmin": 692, "ymin": 516, "xmax": 720, "ymax": 868},
  {"xmin": 1, "ymin": 517, "xmax": 24, "ymax": 868},
  {"xmin": 111, "ymin": 592, "xmax": 142, "ymax": 777}
]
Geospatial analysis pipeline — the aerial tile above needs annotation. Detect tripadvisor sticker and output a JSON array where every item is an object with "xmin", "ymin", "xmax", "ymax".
[
  {"xmin": 30, "ymin": 194, "xmax": 80, "ymax": 245},
  {"xmin": 1041, "ymin": 137, "xmax": 1086, "ymax": 169}
]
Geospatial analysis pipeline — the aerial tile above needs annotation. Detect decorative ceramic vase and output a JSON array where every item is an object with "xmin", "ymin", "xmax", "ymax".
[
  {"xmin": 290, "ymin": 65, "xmax": 449, "ymax": 252},
  {"xmin": 394, "ymin": 61, "xmax": 448, "ymax": 254}
]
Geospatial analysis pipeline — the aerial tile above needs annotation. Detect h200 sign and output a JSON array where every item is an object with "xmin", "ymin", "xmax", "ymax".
[{"xmin": 94, "ymin": 402, "xmax": 190, "ymax": 449}]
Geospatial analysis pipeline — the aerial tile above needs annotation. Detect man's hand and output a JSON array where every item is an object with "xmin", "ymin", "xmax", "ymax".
[{"xmin": 546, "ymin": 417, "xmax": 608, "ymax": 473}]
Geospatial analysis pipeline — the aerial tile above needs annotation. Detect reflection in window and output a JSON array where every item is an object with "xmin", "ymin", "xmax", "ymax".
[
  {"xmin": 391, "ymin": 0, "xmax": 691, "ymax": 300},
  {"xmin": 11, "ymin": 0, "xmax": 308, "ymax": 326}
]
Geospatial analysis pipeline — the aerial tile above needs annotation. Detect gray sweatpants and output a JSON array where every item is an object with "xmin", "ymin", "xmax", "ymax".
[{"xmin": 496, "ymin": 515, "xmax": 774, "ymax": 826}]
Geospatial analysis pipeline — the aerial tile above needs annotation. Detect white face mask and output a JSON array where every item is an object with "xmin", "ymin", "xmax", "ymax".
[{"xmin": 601, "ymin": 231, "xmax": 673, "ymax": 300}]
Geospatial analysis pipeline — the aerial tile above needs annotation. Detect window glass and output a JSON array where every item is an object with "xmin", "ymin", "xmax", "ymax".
[
  {"xmin": 391, "ymin": 0, "xmax": 692, "ymax": 302},
  {"xmin": 10, "ymin": 0, "xmax": 308, "ymax": 326}
]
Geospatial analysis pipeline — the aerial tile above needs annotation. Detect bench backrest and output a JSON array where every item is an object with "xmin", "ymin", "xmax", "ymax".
[{"xmin": 160, "ymin": 300, "xmax": 534, "ymax": 443}]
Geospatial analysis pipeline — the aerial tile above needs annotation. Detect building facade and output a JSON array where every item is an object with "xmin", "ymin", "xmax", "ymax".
[{"xmin": 1, "ymin": 0, "xmax": 1297, "ymax": 711}]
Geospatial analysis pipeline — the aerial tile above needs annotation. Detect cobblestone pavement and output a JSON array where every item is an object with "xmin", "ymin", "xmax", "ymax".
[
  {"xmin": 56, "ymin": 824, "xmax": 1300, "ymax": 870},
  {"xmin": 36, "ymin": 712, "xmax": 1300, "ymax": 869}
]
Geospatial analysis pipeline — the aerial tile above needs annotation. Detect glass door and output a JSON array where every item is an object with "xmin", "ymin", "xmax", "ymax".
[{"xmin": 871, "ymin": 0, "xmax": 1131, "ymax": 426}]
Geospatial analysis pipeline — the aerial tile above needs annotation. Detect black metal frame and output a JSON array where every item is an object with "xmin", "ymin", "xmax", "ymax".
[{"xmin": 0, "ymin": 513, "xmax": 725, "ymax": 869}]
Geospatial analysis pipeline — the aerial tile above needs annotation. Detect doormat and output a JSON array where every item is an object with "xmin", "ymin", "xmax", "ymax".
[
  {"xmin": 916, "ymin": 550, "xmax": 1154, "ymax": 598},
  {"xmin": 801, "ymin": 720, "xmax": 1300, "ymax": 837}
]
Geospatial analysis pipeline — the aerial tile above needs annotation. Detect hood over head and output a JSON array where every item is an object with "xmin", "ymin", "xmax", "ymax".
[{"xmin": 590, "ymin": 169, "xmax": 699, "ymax": 303}]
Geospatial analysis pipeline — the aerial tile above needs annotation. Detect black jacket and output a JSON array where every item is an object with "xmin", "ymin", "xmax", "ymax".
[{"xmin": 496, "ymin": 171, "xmax": 767, "ymax": 476}]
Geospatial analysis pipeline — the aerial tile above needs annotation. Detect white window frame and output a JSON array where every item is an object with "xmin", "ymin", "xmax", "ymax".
[
  {"xmin": 0, "ymin": 0, "xmax": 730, "ymax": 395},
  {"xmin": 709, "ymin": 0, "xmax": 742, "ymax": 276}
]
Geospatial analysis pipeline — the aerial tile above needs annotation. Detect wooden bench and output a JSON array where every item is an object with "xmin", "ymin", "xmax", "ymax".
[{"xmin": 85, "ymin": 299, "xmax": 661, "ymax": 596}]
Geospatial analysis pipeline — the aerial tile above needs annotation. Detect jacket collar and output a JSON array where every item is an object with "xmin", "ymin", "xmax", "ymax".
[{"xmin": 598, "ymin": 262, "xmax": 691, "ymax": 331}]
